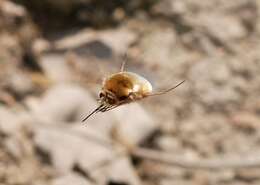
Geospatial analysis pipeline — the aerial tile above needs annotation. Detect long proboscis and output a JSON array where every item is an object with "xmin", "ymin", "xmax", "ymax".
[
  {"xmin": 82, "ymin": 103, "xmax": 116, "ymax": 122},
  {"xmin": 82, "ymin": 80, "xmax": 185, "ymax": 122},
  {"xmin": 82, "ymin": 104, "xmax": 104, "ymax": 122},
  {"xmin": 147, "ymin": 80, "xmax": 185, "ymax": 97}
]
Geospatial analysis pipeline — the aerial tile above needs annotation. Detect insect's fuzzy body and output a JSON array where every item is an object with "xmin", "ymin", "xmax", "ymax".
[
  {"xmin": 102, "ymin": 72, "xmax": 152, "ymax": 101},
  {"xmin": 93, "ymin": 72, "xmax": 153, "ymax": 116},
  {"xmin": 82, "ymin": 56, "xmax": 185, "ymax": 122}
]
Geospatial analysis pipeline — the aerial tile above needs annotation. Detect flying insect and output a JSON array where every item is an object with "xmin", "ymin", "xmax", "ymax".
[{"xmin": 82, "ymin": 56, "xmax": 185, "ymax": 122}]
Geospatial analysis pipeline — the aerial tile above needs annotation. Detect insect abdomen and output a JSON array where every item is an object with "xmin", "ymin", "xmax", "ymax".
[{"xmin": 104, "ymin": 72, "xmax": 152, "ymax": 97}]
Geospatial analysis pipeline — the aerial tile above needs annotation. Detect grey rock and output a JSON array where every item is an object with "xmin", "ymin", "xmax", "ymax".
[
  {"xmin": 27, "ymin": 83, "xmax": 116, "ymax": 140},
  {"xmin": 0, "ymin": 0, "xmax": 26, "ymax": 18},
  {"xmin": 112, "ymin": 103, "xmax": 158, "ymax": 147},
  {"xmin": 4, "ymin": 137, "xmax": 23, "ymax": 159},
  {"xmin": 189, "ymin": 58, "xmax": 241, "ymax": 110},
  {"xmin": 0, "ymin": 107, "xmax": 30, "ymax": 135},
  {"xmin": 34, "ymin": 125, "xmax": 116, "ymax": 173},
  {"xmin": 236, "ymin": 168, "xmax": 260, "ymax": 181},
  {"xmin": 92, "ymin": 156, "xmax": 141, "ymax": 185},
  {"xmin": 140, "ymin": 27, "xmax": 176, "ymax": 69},
  {"xmin": 54, "ymin": 28, "xmax": 137, "ymax": 56},
  {"xmin": 156, "ymin": 135, "xmax": 181, "ymax": 152},
  {"xmin": 99, "ymin": 28, "xmax": 137, "ymax": 55},
  {"xmin": 8, "ymin": 70, "xmax": 34, "ymax": 97},
  {"xmin": 160, "ymin": 179, "xmax": 194, "ymax": 185},
  {"xmin": 152, "ymin": 0, "xmax": 187, "ymax": 16},
  {"xmin": 29, "ymin": 84, "xmax": 94, "ymax": 123},
  {"xmin": 200, "ymin": 13, "xmax": 247, "ymax": 42},
  {"xmin": 52, "ymin": 173, "xmax": 92, "ymax": 185},
  {"xmin": 40, "ymin": 54, "xmax": 72, "ymax": 83}
]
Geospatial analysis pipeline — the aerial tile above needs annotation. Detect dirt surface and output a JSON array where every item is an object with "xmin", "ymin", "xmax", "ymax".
[{"xmin": 1, "ymin": 0, "xmax": 260, "ymax": 185}]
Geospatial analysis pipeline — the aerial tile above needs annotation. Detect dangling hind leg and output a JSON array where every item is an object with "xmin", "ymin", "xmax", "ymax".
[{"xmin": 146, "ymin": 80, "xmax": 185, "ymax": 97}]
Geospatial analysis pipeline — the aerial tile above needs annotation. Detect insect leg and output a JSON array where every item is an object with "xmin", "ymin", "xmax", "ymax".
[
  {"xmin": 147, "ymin": 80, "xmax": 185, "ymax": 97},
  {"xmin": 102, "ymin": 104, "xmax": 120, "ymax": 112},
  {"xmin": 120, "ymin": 53, "xmax": 128, "ymax": 72},
  {"xmin": 99, "ymin": 105, "xmax": 111, "ymax": 112},
  {"xmin": 82, "ymin": 104, "xmax": 106, "ymax": 122}
]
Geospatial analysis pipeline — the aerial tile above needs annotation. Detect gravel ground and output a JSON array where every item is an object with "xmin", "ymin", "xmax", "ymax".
[{"xmin": 1, "ymin": 0, "xmax": 260, "ymax": 185}]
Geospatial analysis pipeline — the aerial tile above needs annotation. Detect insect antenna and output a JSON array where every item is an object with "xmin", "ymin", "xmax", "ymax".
[
  {"xmin": 99, "ymin": 104, "xmax": 112, "ymax": 112},
  {"xmin": 82, "ymin": 104, "xmax": 105, "ymax": 122},
  {"xmin": 147, "ymin": 80, "xmax": 185, "ymax": 97},
  {"xmin": 102, "ymin": 104, "xmax": 119, "ymax": 112}
]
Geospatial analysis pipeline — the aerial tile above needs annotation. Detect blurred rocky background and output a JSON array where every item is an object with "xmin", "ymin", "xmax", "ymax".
[{"xmin": 1, "ymin": 0, "xmax": 260, "ymax": 184}]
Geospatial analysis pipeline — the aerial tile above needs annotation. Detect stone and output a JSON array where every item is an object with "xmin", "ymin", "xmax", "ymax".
[
  {"xmin": 8, "ymin": 70, "xmax": 34, "ymax": 97},
  {"xmin": 201, "ymin": 14, "xmax": 247, "ymax": 42},
  {"xmin": 29, "ymin": 84, "xmax": 94, "ymax": 123},
  {"xmin": 140, "ymin": 27, "xmax": 176, "ymax": 69},
  {"xmin": 92, "ymin": 156, "xmax": 141, "ymax": 185},
  {"xmin": 230, "ymin": 112, "xmax": 260, "ymax": 130},
  {"xmin": 4, "ymin": 137, "xmax": 23, "ymax": 159},
  {"xmin": 156, "ymin": 135, "xmax": 181, "ymax": 152},
  {"xmin": 34, "ymin": 125, "xmax": 116, "ymax": 173},
  {"xmin": 27, "ymin": 83, "xmax": 117, "ymax": 141},
  {"xmin": 54, "ymin": 27, "xmax": 137, "ymax": 56},
  {"xmin": 0, "ymin": 0, "xmax": 26, "ymax": 18},
  {"xmin": 0, "ymin": 106, "xmax": 17, "ymax": 135},
  {"xmin": 52, "ymin": 173, "xmax": 91, "ymax": 185},
  {"xmin": 112, "ymin": 103, "xmax": 158, "ymax": 147},
  {"xmin": 40, "ymin": 54, "xmax": 72, "ymax": 83}
]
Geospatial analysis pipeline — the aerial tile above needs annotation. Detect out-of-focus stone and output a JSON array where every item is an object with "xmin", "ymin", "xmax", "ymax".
[
  {"xmin": 156, "ymin": 135, "xmax": 181, "ymax": 152},
  {"xmin": 0, "ymin": 0, "xmax": 26, "ymax": 18},
  {"xmin": 4, "ymin": 137, "xmax": 23, "ymax": 159},
  {"xmin": 190, "ymin": 58, "xmax": 231, "ymax": 85},
  {"xmin": 140, "ymin": 161, "xmax": 186, "ymax": 179},
  {"xmin": 140, "ymin": 27, "xmax": 176, "ymax": 69},
  {"xmin": 0, "ymin": 91, "xmax": 16, "ymax": 106},
  {"xmin": 54, "ymin": 28, "xmax": 137, "ymax": 56},
  {"xmin": 27, "ymin": 83, "xmax": 116, "ymax": 137},
  {"xmin": 152, "ymin": 0, "xmax": 187, "ymax": 15},
  {"xmin": 29, "ymin": 84, "xmax": 91, "ymax": 122},
  {"xmin": 51, "ymin": 173, "xmax": 91, "ymax": 185},
  {"xmin": 160, "ymin": 179, "xmax": 193, "ymax": 185},
  {"xmin": 201, "ymin": 14, "xmax": 247, "ymax": 42},
  {"xmin": 99, "ymin": 28, "xmax": 137, "ymax": 55},
  {"xmin": 0, "ymin": 107, "xmax": 25, "ymax": 135},
  {"xmin": 189, "ymin": 58, "xmax": 241, "ymax": 110},
  {"xmin": 40, "ymin": 54, "xmax": 72, "ymax": 83},
  {"xmin": 32, "ymin": 38, "xmax": 51, "ymax": 56},
  {"xmin": 236, "ymin": 168, "xmax": 260, "ymax": 181},
  {"xmin": 34, "ymin": 126, "xmax": 116, "ymax": 173},
  {"xmin": 92, "ymin": 156, "xmax": 141, "ymax": 185},
  {"xmin": 230, "ymin": 112, "xmax": 260, "ymax": 130},
  {"xmin": 112, "ymin": 103, "xmax": 158, "ymax": 147},
  {"xmin": 8, "ymin": 70, "xmax": 34, "ymax": 97},
  {"xmin": 0, "ymin": 33, "xmax": 22, "ymax": 63}
]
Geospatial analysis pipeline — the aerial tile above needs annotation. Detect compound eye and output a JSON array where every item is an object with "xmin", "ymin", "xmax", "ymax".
[
  {"xmin": 119, "ymin": 95, "xmax": 128, "ymax": 101},
  {"xmin": 99, "ymin": 92, "xmax": 105, "ymax": 98},
  {"xmin": 106, "ymin": 97, "xmax": 115, "ymax": 104}
]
